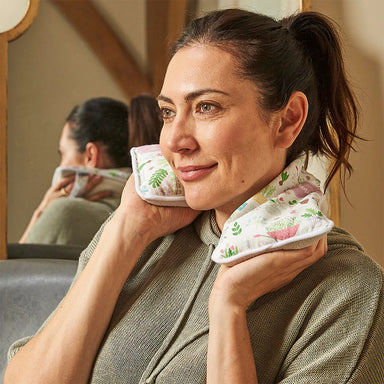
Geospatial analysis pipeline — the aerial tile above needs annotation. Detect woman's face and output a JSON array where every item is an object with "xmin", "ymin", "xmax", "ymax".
[
  {"xmin": 159, "ymin": 45, "xmax": 286, "ymax": 228},
  {"xmin": 58, "ymin": 122, "xmax": 87, "ymax": 167}
]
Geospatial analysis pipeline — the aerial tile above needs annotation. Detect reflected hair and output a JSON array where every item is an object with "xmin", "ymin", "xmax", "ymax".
[
  {"xmin": 67, "ymin": 95, "xmax": 162, "ymax": 168},
  {"xmin": 67, "ymin": 97, "xmax": 130, "ymax": 167}
]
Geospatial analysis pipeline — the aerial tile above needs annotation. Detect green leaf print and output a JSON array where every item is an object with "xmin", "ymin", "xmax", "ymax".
[
  {"xmin": 301, "ymin": 208, "xmax": 323, "ymax": 218},
  {"xmin": 222, "ymin": 246, "xmax": 239, "ymax": 258},
  {"xmin": 149, "ymin": 169, "xmax": 168, "ymax": 188},
  {"xmin": 266, "ymin": 216, "xmax": 297, "ymax": 232},
  {"xmin": 279, "ymin": 171, "xmax": 289, "ymax": 185},
  {"xmin": 262, "ymin": 185, "xmax": 276, "ymax": 198},
  {"xmin": 288, "ymin": 200, "xmax": 298, "ymax": 206},
  {"xmin": 231, "ymin": 222, "xmax": 242, "ymax": 236},
  {"xmin": 138, "ymin": 160, "xmax": 151, "ymax": 171}
]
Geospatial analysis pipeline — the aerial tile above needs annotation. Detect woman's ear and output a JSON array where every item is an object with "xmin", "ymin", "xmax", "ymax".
[
  {"xmin": 84, "ymin": 142, "xmax": 99, "ymax": 168},
  {"xmin": 276, "ymin": 91, "xmax": 308, "ymax": 149}
]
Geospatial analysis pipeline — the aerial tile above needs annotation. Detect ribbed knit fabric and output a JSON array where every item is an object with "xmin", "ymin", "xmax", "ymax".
[
  {"xmin": 9, "ymin": 212, "xmax": 384, "ymax": 383},
  {"xmin": 25, "ymin": 195, "xmax": 120, "ymax": 247}
]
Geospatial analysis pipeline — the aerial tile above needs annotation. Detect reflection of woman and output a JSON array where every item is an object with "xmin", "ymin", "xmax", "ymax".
[
  {"xmin": 6, "ymin": 10, "xmax": 384, "ymax": 383},
  {"xmin": 19, "ymin": 95, "xmax": 162, "ymax": 246}
]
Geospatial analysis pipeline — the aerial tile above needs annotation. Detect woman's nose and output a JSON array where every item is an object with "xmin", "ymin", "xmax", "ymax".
[{"xmin": 161, "ymin": 114, "xmax": 197, "ymax": 153}]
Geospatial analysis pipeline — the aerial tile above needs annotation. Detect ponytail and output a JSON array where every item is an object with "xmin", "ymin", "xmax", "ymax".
[{"xmin": 281, "ymin": 12, "xmax": 359, "ymax": 190}]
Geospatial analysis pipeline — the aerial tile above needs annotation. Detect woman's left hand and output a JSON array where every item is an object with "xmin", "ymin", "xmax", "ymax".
[
  {"xmin": 210, "ymin": 236, "xmax": 328, "ymax": 311},
  {"xmin": 207, "ymin": 238, "xmax": 328, "ymax": 384}
]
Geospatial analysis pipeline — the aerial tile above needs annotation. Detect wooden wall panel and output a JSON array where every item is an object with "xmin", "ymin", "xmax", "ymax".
[{"xmin": 146, "ymin": 0, "xmax": 189, "ymax": 96}]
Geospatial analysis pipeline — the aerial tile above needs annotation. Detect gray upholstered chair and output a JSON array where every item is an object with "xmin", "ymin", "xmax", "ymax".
[
  {"xmin": 0, "ymin": 258, "xmax": 78, "ymax": 382},
  {"xmin": 7, "ymin": 243, "xmax": 84, "ymax": 260}
]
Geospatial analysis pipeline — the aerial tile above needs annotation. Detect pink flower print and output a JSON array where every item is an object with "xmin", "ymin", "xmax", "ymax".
[
  {"xmin": 290, "ymin": 210, "xmax": 296, "ymax": 214},
  {"xmin": 291, "ymin": 182, "xmax": 321, "ymax": 198},
  {"xmin": 267, "ymin": 224, "xmax": 299, "ymax": 241},
  {"xmin": 149, "ymin": 166, "xmax": 154, "ymax": 170},
  {"xmin": 137, "ymin": 144, "xmax": 160, "ymax": 153}
]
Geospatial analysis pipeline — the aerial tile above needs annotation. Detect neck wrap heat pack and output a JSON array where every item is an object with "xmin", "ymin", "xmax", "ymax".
[
  {"xmin": 131, "ymin": 144, "xmax": 334, "ymax": 266},
  {"xmin": 52, "ymin": 166, "xmax": 131, "ymax": 199}
]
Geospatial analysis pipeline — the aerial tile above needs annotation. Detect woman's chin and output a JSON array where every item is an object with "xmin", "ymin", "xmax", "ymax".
[{"xmin": 185, "ymin": 195, "xmax": 213, "ymax": 211}]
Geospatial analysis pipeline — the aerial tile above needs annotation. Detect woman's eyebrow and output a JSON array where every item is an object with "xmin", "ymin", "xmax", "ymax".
[
  {"xmin": 157, "ymin": 95, "xmax": 174, "ymax": 104},
  {"xmin": 157, "ymin": 89, "xmax": 229, "ymax": 105}
]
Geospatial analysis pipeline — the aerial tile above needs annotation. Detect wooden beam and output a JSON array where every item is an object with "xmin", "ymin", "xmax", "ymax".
[
  {"xmin": 168, "ymin": 0, "xmax": 189, "ymax": 49},
  {"xmin": 302, "ymin": 0, "xmax": 311, "ymax": 12},
  {"xmin": 0, "ymin": 34, "xmax": 8, "ymax": 259},
  {"xmin": 52, "ymin": 0, "xmax": 151, "ymax": 100},
  {"xmin": 328, "ymin": 170, "xmax": 341, "ymax": 227},
  {"xmin": 146, "ymin": 0, "xmax": 189, "ymax": 96}
]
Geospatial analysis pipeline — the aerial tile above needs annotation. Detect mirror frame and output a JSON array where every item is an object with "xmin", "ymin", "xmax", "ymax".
[{"xmin": 0, "ymin": 0, "xmax": 40, "ymax": 259}]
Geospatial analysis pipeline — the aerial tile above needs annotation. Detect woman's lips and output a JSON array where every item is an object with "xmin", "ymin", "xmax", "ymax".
[{"xmin": 177, "ymin": 164, "xmax": 217, "ymax": 181}]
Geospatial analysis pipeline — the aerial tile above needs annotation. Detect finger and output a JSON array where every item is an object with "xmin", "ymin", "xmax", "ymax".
[
  {"xmin": 64, "ymin": 181, "xmax": 75, "ymax": 194},
  {"xmin": 278, "ymin": 236, "xmax": 329, "ymax": 273},
  {"xmin": 246, "ymin": 236, "xmax": 327, "ymax": 274},
  {"xmin": 54, "ymin": 175, "xmax": 76, "ymax": 191},
  {"xmin": 86, "ymin": 190, "xmax": 113, "ymax": 202},
  {"xmin": 82, "ymin": 174, "xmax": 103, "ymax": 195}
]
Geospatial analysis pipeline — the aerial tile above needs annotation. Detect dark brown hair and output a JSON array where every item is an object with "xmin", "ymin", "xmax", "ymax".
[
  {"xmin": 172, "ymin": 9, "xmax": 359, "ymax": 190},
  {"xmin": 67, "ymin": 97, "xmax": 130, "ymax": 167},
  {"xmin": 67, "ymin": 95, "xmax": 162, "ymax": 168}
]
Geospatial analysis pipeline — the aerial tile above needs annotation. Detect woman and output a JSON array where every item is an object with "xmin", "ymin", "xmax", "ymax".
[
  {"xmin": 19, "ymin": 95, "xmax": 162, "ymax": 246},
  {"xmin": 6, "ymin": 10, "xmax": 384, "ymax": 383}
]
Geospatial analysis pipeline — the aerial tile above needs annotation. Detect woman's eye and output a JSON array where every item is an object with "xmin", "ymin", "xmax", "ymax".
[
  {"xmin": 161, "ymin": 108, "xmax": 175, "ymax": 120},
  {"xmin": 197, "ymin": 102, "xmax": 217, "ymax": 114}
]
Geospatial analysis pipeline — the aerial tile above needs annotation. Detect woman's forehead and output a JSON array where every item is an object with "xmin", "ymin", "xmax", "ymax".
[{"xmin": 161, "ymin": 45, "xmax": 253, "ymax": 100}]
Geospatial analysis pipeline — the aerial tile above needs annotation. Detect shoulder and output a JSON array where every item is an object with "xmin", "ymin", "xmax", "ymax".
[
  {"xmin": 321, "ymin": 227, "xmax": 383, "ymax": 290},
  {"xmin": 248, "ymin": 227, "xmax": 384, "ymax": 382},
  {"xmin": 27, "ymin": 198, "xmax": 113, "ymax": 246},
  {"xmin": 46, "ymin": 197, "xmax": 112, "ymax": 215},
  {"xmin": 290, "ymin": 227, "xmax": 384, "ymax": 315}
]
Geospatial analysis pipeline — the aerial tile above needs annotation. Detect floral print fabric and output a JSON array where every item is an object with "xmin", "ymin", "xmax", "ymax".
[
  {"xmin": 131, "ymin": 145, "xmax": 187, "ymax": 207},
  {"xmin": 212, "ymin": 157, "xmax": 334, "ymax": 265},
  {"xmin": 131, "ymin": 145, "xmax": 334, "ymax": 265}
]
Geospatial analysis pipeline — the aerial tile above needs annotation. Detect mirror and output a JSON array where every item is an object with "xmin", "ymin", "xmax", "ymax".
[
  {"xmin": 3, "ymin": 0, "xmax": 335, "ymax": 257},
  {"xmin": 0, "ymin": 0, "xmax": 30, "ymax": 34},
  {"xmin": 0, "ymin": 0, "xmax": 39, "ymax": 259}
]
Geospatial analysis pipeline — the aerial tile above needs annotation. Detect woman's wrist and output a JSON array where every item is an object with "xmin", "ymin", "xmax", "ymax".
[
  {"xmin": 208, "ymin": 290, "xmax": 257, "ymax": 384},
  {"xmin": 99, "ymin": 207, "xmax": 156, "ymax": 271},
  {"xmin": 209, "ymin": 287, "xmax": 247, "ymax": 321}
]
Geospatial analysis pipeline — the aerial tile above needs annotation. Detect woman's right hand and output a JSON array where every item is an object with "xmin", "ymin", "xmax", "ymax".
[
  {"xmin": 35, "ymin": 174, "xmax": 76, "ymax": 214},
  {"xmin": 112, "ymin": 175, "xmax": 201, "ymax": 245}
]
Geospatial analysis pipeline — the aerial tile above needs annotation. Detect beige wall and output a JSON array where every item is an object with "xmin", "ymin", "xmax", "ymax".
[
  {"xmin": 7, "ymin": 0, "xmax": 384, "ymax": 267},
  {"xmin": 312, "ymin": 0, "xmax": 384, "ymax": 266}
]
